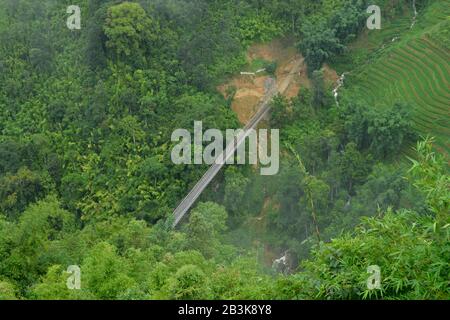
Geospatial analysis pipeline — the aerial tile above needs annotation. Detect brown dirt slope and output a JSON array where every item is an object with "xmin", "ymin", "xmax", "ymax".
[{"xmin": 218, "ymin": 38, "xmax": 309, "ymax": 125}]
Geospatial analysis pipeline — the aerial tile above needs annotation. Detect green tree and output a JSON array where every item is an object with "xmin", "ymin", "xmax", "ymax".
[
  {"xmin": 103, "ymin": 2, "xmax": 157, "ymax": 64},
  {"xmin": 298, "ymin": 19, "xmax": 344, "ymax": 73},
  {"xmin": 224, "ymin": 167, "xmax": 250, "ymax": 217},
  {"xmin": 81, "ymin": 242, "xmax": 136, "ymax": 299},
  {"xmin": 367, "ymin": 103, "xmax": 415, "ymax": 159},
  {"xmin": 85, "ymin": 5, "xmax": 108, "ymax": 70},
  {"xmin": 0, "ymin": 168, "xmax": 47, "ymax": 218},
  {"xmin": 168, "ymin": 264, "xmax": 210, "ymax": 300},
  {"xmin": 0, "ymin": 280, "xmax": 17, "ymax": 300},
  {"xmin": 311, "ymin": 69, "xmax": 327, "ymax": 109},
  {"xmin": 338, "ymin": 142, "xmax": 371, "ymax": 193},
  {"xmin": 31, "ymin": 265, "xmax": 92, "ymax": 300},
  {"xmin": 185, "ymin": 202, "xmax": 228, "ymax": 258},
  {"xmin": 408, "ymin": 137, "xmax": 450, "ymax": 223},
  {"xmin": 270, "ymin": 95, "xmax": 290, "ymax": 127},
  {"xmin": 1, "ymin": 197, "xmax": 76, "ymax": 291}
]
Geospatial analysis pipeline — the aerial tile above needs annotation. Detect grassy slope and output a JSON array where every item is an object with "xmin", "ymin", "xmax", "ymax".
[{"xmin": 336, "ymin": 0, "xmax": 450, "ymax": 159}]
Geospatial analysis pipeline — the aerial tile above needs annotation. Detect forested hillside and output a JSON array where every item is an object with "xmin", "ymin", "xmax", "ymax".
[{"xmin": 0, "ymin": 0, "xmax": 448, "ymax": 300}]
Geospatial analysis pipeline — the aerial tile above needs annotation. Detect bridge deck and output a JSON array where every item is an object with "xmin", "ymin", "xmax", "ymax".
[{"xmin": 172, "ymin": 59, "xmax": 304, "ymax": 227}]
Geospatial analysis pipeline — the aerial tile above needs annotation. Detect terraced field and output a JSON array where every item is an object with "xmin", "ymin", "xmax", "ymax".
[{"xmin": 346, "ymin": 1, "xmax": 450, "ymax": 159}]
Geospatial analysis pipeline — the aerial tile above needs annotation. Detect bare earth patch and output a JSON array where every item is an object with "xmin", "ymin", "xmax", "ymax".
[{"xmin": 218, "ymin": 37, "xmax": 310, "ymax": 125}]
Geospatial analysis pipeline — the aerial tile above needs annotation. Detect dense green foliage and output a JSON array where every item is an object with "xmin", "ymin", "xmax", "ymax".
[{"xmin": 0, "ymin": 0, "xmax": 448, "ymax": 300}]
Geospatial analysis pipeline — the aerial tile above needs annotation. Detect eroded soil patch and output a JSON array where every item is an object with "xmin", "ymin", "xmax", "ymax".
[{"xmin": 218, "ymin": 38, "xmax": 309, "ymax": 124}]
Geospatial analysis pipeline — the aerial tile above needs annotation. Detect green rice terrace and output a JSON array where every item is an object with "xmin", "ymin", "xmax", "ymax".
[{"xmin": 342, "ymin": 0, "xmax": 450, "ymax": 158}]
